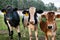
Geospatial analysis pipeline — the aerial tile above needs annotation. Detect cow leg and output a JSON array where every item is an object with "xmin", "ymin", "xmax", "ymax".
[
  {"xmin": 52, "ymin": 36, "xmax": 55, "ymax": 40},
  {"xmin": 16, "ymin": 25, "xmax": 21, "ymax": 40},
  {"xmin": 52, "ymin": 34, "xmax": 56, "ymax": 40},
  {"xmin": 9, "ymin": 26, "xmax": 13, "ymax": 40},
  {"xmin": 28, "ymin": 27, "xmax": 32, "ymax": 40},
  {"xmin": 7, "ymin": 21, "xmax": 13, "ymax": 39},
  {"xmin": 51, "ymin": 32, "xmax": 56, "ymax": 40},
  {"xmin": 7, "ymin": 25, "xmax": 10, "ymax": 36},
  {"xmin": 10, "ymin": 30, "xmax": 13, "ymax": 39},
  {"xmin": 35, "ymin": 27, "xmax": 38, "ymax": 40},
  {"xmin": 45, "ymin": 34, "xmax": 48, "ymax": 40}
]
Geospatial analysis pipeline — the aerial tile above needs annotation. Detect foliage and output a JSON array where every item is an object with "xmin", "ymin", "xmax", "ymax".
[{"xmin": 0, "ymin": 0, "xmax": 57, "ymax": 11}]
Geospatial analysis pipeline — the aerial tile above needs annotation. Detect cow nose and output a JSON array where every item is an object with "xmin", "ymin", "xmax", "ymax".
[
  {"xmin": 48, "ymin": 26, "xmax": 52, "ymax": 29},
  {"xmin": 30, "ymin": 21, "xmax": 35, "ymax": 25}
]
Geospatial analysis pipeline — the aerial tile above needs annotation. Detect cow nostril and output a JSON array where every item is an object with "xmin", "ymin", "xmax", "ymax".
[
  {"xmin": 48, "ymin": 26, "xmax": 52, "ymax": 29},
  {"xmin": 30, "ymin": 21, "xmax": 33, "ymax": 24}
]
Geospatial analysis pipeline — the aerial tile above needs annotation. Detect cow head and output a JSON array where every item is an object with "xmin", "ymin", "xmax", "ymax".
[
  {"xmin": 1, "ymin": 6, "xmax": 18, "ymax": 20},
  {"xmin": 46, "ymin": 12, "xmax": 56, "ymax": 29},
  {"xmin": 41, "ymin": 12, "xmax": 57, "ymax": 30},
  {"xmin": 29, "ymin": 7, "xmax": 43, "ymax": 24},
  {"xmin": 22, "ymin": 7, "xmax": 43, "ymax": 24}
]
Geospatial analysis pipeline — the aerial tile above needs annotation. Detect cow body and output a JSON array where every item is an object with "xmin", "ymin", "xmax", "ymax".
[
  {"xmin": 40, "ymin": 12, "xmax": 57, "ymax": 40},
  {"xmin": 1, "ymin": 6, "xmax": 21, "ymax": 40},
  {"xmin": 22, "ymin": 7, "xmax": 43, "ymax": 40},
  {"xmin": 4, "ymin": 10, "xmax": 20, "ymax": 27}
]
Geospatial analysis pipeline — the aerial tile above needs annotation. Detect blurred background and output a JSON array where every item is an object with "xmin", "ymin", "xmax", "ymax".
[{"xmin": 0, "ymin": 0, "xmax": 60, "ymax": 11}]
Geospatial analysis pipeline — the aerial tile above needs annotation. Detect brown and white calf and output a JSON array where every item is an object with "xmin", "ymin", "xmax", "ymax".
[
  {"xmin": 22, "ymin": 7, "xmax": 43, "ymax": 40},
  {"xmin": 40, "ymin": 12, "xmax": 59, "ymax": 40}
]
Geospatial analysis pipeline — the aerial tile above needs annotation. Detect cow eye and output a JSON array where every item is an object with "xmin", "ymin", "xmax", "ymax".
[{"xmin": 54, "ymin": 18, "xmax": 55, "ymax": 20}]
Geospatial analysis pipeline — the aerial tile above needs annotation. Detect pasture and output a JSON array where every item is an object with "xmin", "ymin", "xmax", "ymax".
[{"xmin": 0, "ymin": 15, "xmax": 60, "ymax": 40}]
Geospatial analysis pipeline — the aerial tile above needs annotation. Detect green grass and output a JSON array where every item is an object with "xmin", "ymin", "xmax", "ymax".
[{"xmin": 0, "ymin": 15, "xmax": 60, "ymax": 40}]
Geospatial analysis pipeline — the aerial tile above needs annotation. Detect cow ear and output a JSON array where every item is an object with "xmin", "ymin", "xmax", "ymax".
[
  {"xmin": 13, "ymin": 8, "xmax": 18, "ymax": 11},
  {"xmin": 22, "ymin": 10, "xmax": 26, "ymax": 14},
  {"xmin": 41, "ymin": 14, "xmax": 47, "ymax": 22},
  {"xmin": 1, "ymin": 9, "xmax": 6, "ymax": 12},
  {"xmin": 56, "ymin": 14, "xmax": 60, "ymax": 18},
  {"xmin": 36, "ymin": 10, "xmax": 43, "ymax": 14},
  {"xmin": 22, "ymin": 10, "xmax": 29, "ymax": 14},
  {"xmin": 41, "ymin": 14, "xmax": 46, "ymax": 18},
  {"xmin": 1, "ymin": 9, "xmax": 6, "ymax": 14}
]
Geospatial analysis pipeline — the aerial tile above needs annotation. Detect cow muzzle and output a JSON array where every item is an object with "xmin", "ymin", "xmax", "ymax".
[
  {"xmin": 30, "ymin": 21, "xmax": 35, "ymax": 25},
  {"xmin": 48, "ymin": 26, "xmax": 52, "ymax": 29}
]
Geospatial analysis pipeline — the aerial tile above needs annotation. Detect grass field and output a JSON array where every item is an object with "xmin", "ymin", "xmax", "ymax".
[{"xmin": 0, "ymin": 15, "xmax": 60, "ymax": 40}]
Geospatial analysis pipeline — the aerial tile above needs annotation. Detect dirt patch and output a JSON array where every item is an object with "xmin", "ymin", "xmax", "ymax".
[{"xmin": 0, "ymin": 30, "xmax": 8, "ymax": 35}]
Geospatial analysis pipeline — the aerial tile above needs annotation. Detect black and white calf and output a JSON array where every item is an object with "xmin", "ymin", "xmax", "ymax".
[
  {"xmin": 22, "ymin": 7, "xmax": 43, "ymax": 40},
  {"xmin": 1, "ymin": 6, "xmax": 21, "ymax": 40}
]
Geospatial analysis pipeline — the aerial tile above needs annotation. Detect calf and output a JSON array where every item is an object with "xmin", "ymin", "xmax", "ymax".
[
  {"xmin": 22, "ymin": 7, "xmax": 43, "ymax": 40},
  {"xmin": 40, "ymin": 12, "xmax": 57, "ymax": 40},
  {"xmin": 1, "ymin": 6, "xmax": 21, "ymax": 40}
]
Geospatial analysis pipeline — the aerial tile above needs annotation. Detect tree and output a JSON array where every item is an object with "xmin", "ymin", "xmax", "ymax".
[
  {"xmin": 0, "ymin": 0, "xmax": 57, "ymax": 11},
  {"xmin": 45, "ymin": 2, "xmax": 57, "ymax": 11}
]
